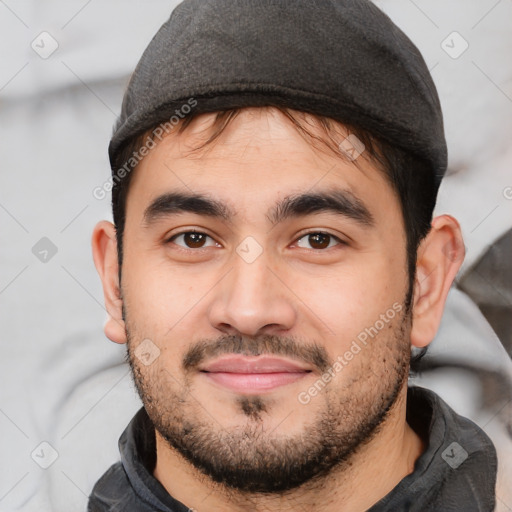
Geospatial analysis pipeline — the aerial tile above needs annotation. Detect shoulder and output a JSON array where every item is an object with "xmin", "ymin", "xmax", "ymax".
[
  {"xmin": 87, "ymin": 461, "xmax": 150, "ymax": 512},
  {"xmin": 408, "ymin": 386, "xmax": 498, "ymax": 511}
]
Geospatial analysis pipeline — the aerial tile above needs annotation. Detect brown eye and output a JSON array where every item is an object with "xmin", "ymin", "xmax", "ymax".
[
  {"xmin": 184, "ymin": 232, "xmax": 207, "ymax": 248},
  {"xmin": 168, "ymin": 231, "xmax": 217, "ymax": 249},
  {"xmin": 295, "ymin": 232, "xmax": 343, "ymax": 250}
]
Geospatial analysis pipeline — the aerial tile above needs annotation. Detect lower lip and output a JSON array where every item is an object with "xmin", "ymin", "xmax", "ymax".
[{"xmin": 201, "ymin": 371, "xmax": 310, "ymax": 393}]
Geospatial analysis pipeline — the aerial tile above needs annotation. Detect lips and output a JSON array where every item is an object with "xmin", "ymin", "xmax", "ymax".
[
  {"xmin": 199, "ymin": 355, "xmax": 312, "ymax": 393},
  {"xmin": 200, "ymin": 355, "xmax": 311, "ymax": 373}
]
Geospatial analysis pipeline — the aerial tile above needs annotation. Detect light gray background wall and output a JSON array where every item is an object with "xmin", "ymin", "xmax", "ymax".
[{"xmin": 1, "ymin": 1, "xmax": 511, "ymax": 511}]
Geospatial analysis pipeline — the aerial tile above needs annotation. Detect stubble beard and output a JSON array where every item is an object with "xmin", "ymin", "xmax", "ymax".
[{"xmin": 125, "ymin": 305, "xmax": 411, "ymax": 495}]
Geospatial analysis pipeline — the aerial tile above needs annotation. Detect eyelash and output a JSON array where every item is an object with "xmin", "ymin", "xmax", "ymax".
[{"xmin": 165, "ymin": 230, "xmax": 347, "ymax": 252}]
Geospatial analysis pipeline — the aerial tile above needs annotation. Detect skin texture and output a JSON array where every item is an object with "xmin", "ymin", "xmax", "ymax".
[{"xmin": 92, "ymin": 107, "xmax": 464, "ymax": 511}]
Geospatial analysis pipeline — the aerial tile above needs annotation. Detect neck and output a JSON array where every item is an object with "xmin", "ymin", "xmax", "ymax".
[{"xmin": 153, "ymin": 386, "xmax": 425, "ymax": 512}]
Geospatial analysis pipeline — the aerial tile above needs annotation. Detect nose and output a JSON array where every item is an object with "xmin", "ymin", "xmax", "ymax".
[{"xmin": 207, "ymin": 249, "xmax": 297, "ymax": 338}]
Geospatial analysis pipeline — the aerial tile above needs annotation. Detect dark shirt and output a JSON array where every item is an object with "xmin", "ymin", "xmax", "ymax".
[{"xmin": 88, "ymin": 385, "xmax": 498, "ymax": 511}]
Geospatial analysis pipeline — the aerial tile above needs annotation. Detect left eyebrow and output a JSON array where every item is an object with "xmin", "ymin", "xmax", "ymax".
[
  {"xmin": 267, "ymin": 189, "xmax": 374, "ymax": 227},
  {"xmin": 142, "ymin": 188, "xmax": 374, "ymax": 228}
]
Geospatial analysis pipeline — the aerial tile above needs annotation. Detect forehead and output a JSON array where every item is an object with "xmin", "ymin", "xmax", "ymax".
[{"xmin": 124, "ymin": 108, "xmax": 397, "ymax": 220}]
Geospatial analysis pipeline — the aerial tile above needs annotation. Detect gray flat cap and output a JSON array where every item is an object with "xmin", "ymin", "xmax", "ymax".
[{"xmin": 109, "ymin": 0, "xmax": 446, "ymax": 185}]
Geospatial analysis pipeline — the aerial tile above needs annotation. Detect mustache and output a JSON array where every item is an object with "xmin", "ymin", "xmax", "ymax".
[{"xmin": 182, "ymin": 334, "xmax": 332, "ymax": 374}]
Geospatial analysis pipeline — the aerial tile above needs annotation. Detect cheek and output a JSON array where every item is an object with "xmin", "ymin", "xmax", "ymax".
[
  {"xmin": 123, "ymin": 248, "xmax": 211, "ymax": 314},
  {"xmin": 294, "ymin": 257, "xmax": 406, "ymax": 345},
  {"xmin": 122, "ymin": 254, "xmax": 219, "ymax": 362}
]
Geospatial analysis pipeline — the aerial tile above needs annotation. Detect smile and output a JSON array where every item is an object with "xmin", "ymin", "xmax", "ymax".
[{"xmin": 199, "ymin": 355, "xmax": 312, "ymax": 393}]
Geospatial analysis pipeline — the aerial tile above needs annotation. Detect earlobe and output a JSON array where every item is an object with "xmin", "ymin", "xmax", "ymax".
[
  {"xmin": 410, "ymin": 215, "xmax": 464, "ymax": 348},
  {"xmin": 91, "ymin": 220, "xmax": 127, "ymax": 344}
]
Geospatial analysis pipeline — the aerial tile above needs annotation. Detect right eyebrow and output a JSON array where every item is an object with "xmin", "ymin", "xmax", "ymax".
[{"xmin": 142, "ymin": 192, "xmax": 235, "ymax": 226}]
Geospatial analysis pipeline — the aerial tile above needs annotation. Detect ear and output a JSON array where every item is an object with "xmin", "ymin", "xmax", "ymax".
[
  {"xmin": 410, "ymin": 215, "xmax": 465, "ymax": 348},
  {"xmin": 91, "ymin": 220, "xmax": 127, "ymax": 344}
]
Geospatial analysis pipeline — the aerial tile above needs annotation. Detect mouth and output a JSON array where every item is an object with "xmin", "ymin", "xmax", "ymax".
[{"xmin": 199, "ymin": 355, "xmax": 313, "ymax": 393}]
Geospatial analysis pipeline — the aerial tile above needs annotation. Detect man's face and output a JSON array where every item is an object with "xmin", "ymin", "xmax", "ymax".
[{"xmin": 121, "ymin": 107, "xmax": 412, "ymax": 493}]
